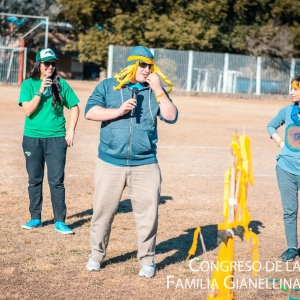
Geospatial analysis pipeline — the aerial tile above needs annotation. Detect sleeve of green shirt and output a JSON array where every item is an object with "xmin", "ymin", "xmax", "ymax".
[
  {"xmin": 60, "ymin": 78, "xmax": 80, "ymax": 109},
  {"xmin": 18, "ymin": 79, "xmax": 34, "ymax": 106}
]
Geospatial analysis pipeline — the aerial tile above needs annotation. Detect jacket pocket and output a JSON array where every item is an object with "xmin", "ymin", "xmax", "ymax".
[
  {"xmin": 105, "ymin": 129, "xmax": 129, "ymax": 157},
  {"xmin": 131, "ymin": 131, "xmax": 152, "ymax": 156}
]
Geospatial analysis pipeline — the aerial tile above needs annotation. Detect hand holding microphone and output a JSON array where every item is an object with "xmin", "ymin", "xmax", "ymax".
[{"xmin": 117, "ymin": 88, "xmax": 138, "ymax": 117}]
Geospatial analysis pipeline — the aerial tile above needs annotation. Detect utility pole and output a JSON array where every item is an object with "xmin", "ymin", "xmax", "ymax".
[{"xmin": 0, "ymin": 0, "xmax": 5, "ymax": 42}]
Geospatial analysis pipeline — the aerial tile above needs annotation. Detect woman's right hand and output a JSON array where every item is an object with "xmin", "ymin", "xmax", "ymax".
[{"xmin": 39, "ymin": 77, "xmax": 52, "ymax": 93}]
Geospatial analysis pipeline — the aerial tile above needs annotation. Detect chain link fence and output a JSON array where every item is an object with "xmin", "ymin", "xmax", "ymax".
[{"xmin": 108, "ymin": 45, "xmax": 300, "ymax": 96}]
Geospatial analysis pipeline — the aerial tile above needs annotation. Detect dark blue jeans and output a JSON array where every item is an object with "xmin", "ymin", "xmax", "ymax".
[{"xmin": 22, "ymin": 136, "xmax": 67, "ymax": 222}]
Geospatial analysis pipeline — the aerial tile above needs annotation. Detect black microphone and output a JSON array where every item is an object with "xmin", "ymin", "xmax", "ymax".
[{"xmin": 131, "ymin": 87, "xmax": 139, "ymax": 116}]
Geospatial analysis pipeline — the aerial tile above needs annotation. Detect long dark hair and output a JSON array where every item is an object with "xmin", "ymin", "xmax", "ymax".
[{"xmin": 30, "ymin": 61, "xmax": 62, "ymax": 108}]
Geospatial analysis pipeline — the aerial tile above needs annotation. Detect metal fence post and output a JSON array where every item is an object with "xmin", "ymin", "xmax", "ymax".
[
  {"xmin": 186, "ymin": 50, "xmax": 194, "ymax": 92},
  {"xmin": 107, "ymin": 44, "xmax": 114, "ymax": 78},
  {"xmin": 45, "ymin": 16, "xmax": 49, "ymax": 48},
  {"xmin": 150, "ymin": 48, "xmax": 155, "ymax": 56},
  {"xmin": 23, "ymin": 47, "xmax": 27, "ymax": 81},
  {"xmin": 256, "ymin": 56, "xmax": 261, "ymax": 96},
  {"xmin": 222, "ymin": 53, "xmax": 229, "ymax": 93},
  {"xmin": 289, "ymin": 58, "xmax": 296, "ymax": 94},
  {"xmin": 6, "ymin": 49, "xmax": 15, "ymax": 84}
]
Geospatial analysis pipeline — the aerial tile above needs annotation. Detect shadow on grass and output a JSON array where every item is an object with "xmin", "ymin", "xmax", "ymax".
[
  {"xmin": 102, "ymin": 225, "xmax": 218, "ymax": 269},
  {"xmin": 156, "ymin": 225, "xmax": 218, "ymax": 270},
  {"xmin": 49, "ymin": 195, "xmax": 174, "ymax": 230},
  {"xmin": 103, "ymin": 219, "xmax": 264, "ymax": 270}
]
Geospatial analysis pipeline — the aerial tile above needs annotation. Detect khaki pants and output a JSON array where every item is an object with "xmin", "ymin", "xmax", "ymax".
[{"xmin": 90, "ymin": 158, "xmax": 161, "ymax": 266}]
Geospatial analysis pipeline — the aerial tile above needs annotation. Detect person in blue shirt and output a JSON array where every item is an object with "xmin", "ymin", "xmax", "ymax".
[
  {"xmin": 84, "ymin": 46, "xmax": 178, "ymax": 277},
  {"xmin": 267, "ymin": 76, "xmax": 300, "ymax": 262}
]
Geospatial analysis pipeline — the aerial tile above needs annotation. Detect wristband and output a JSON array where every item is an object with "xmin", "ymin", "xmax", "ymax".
[
  {"xmin": 36, "ymin": 90, "xmax": 43, "ymax": 97},
  {"xmin": 154, "ymin": 92, "xmax": 165, "ymax": 104},
  {"xmin": 277, "ymin": 139, "xmax": 284, "ymax": 147}
]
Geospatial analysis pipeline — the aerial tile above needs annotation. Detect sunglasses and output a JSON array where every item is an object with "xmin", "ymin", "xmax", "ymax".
[
  {"xmin": 139, "ymin": 61, "xmax": 153, "ymax": 69},
  {"xmin": 41, "ymin": 61, "xmax": 57, "ymax": 68}
]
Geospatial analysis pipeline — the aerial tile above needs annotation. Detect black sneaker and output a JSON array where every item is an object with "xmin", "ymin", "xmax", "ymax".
[{"xmin": 280, "ymin": 248, "xmax": 299, "ymax": 262}]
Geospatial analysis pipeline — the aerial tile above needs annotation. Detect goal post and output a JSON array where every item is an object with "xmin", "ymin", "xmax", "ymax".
[
  {"xmin": 0, "ymin": 12, "xmax": 49, "ymax": 84},
  {"xmin": 0, "ymin": 45, "xmax": 27, "ymax": 84},
  {"xmin": 0, "ymin": 13, "xmax": 49, "ymax": 48}
]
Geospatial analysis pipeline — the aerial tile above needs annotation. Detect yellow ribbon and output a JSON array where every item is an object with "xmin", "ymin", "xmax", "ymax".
[{"xmin": 186, "ymin": 226, "xmax": 201, "ymax": 260}]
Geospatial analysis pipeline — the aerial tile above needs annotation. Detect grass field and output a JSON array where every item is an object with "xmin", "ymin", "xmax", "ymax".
[{"xmin": 0, "ymin": 81, "xmax": 298, "ymax": 300}]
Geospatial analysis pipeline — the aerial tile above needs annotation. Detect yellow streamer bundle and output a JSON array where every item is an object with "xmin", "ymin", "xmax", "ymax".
[
  {"xmin": 113, "ymin": 61, "xmax": 140, "ymax": 91},
  {"xmin": 208, "ymin": 134, "xmax": 259, "ymax": 299},
  {"xmin": 113, "ymin": 55, "xmax": 173, "ymax": 93},
  {"xmin": 185, "ymin": 134, "xmax": 258, "ymax": 299},
  {"xmin": 152, "ymin": 64, "xmax": 172, "ymax": 94}
]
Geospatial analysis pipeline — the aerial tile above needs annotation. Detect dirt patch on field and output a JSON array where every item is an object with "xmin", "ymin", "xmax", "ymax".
[{"xmin": 0, "ymin": 81, "xmax": 296, "ymax": 299}]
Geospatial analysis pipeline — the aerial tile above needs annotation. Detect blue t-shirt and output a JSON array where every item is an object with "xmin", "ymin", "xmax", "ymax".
[
  {"xmin": 127, "ymin": 82, "xmax": 144, "ymax": 90},
  {"xmin": 267, "ymin": 104, "xmax": 300, "ymax": 175}
]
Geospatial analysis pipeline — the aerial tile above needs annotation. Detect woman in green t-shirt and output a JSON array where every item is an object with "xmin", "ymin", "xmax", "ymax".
[{"xmin": 19, "ymin": 48, "xmax": 80, "ymax": 234}]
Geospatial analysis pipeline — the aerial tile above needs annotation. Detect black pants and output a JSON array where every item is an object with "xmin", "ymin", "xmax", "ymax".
[{"xmin": 22, "ymin": 136, "xmax": 67, "ymax": 222}]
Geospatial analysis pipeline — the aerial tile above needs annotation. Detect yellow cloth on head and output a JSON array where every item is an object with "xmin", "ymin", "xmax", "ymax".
[{"xmin": 291, "ymin": 81, "xmax": 300, "ymax": 90}]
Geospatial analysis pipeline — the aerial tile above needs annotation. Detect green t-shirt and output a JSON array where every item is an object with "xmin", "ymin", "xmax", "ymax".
[{"xmin": 19, "ymin": 78, "xmax": 80, "ymax": 138}]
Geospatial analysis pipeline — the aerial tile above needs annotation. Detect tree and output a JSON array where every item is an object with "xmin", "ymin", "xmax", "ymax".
[
  {"xmin": 5, "ymin": 0, "xmax": 298, "ymax": 65},
  {"xmin": 224, "ymin": 0, "xmax": 300, "ymax": 57},
  {"xmin": 58, "ymin": 0, "xmax": 231, "ymax": 65},
  {"xmin": 246, "ymin": 25, "xmax": 295, "ymax": 58}
]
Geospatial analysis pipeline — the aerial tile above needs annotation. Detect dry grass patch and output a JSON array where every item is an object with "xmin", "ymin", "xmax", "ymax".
[{"xmin": 0, "ymin": 82, "xmax": 297, "ymax": 299}]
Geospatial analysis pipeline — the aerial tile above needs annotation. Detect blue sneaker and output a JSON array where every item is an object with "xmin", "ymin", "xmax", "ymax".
[
  {"xmin": 280, "ymin": 248, "xmax": 299, "ymax": 262},
  {"xmin": 138, "ymin": 260, "xmax": 156, "ymax": 278},
  {"xmin": 22, "ymin": 219, "xmax": 42, "ymax": 229},
  {"xmin": 54, "ymin": 222, "xmax": 74, "ymax": 235}
]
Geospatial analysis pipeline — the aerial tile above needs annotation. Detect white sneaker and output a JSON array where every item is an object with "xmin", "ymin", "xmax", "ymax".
[
  {"xmin": 86, "ymin": 253, "xmax": 101, "ymax": 271},
  {"xmin": 138, "ymin": 261, "xmax": 156, "ymax": 278}
]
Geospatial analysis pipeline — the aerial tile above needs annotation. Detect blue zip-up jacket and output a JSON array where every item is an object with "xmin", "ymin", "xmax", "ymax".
[{"xmin": 85, "ymin": 78, "xmax": 178, "ymax": 166}]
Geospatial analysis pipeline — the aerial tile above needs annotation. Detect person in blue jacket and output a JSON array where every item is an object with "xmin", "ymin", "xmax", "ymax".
[
  {"xmin": 84, "ymin": 46, "xmax": 178, "ymax": 277},
  {"xmin": 267, "ymin": 76, "xmax": 300, "ymax": 262}
]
